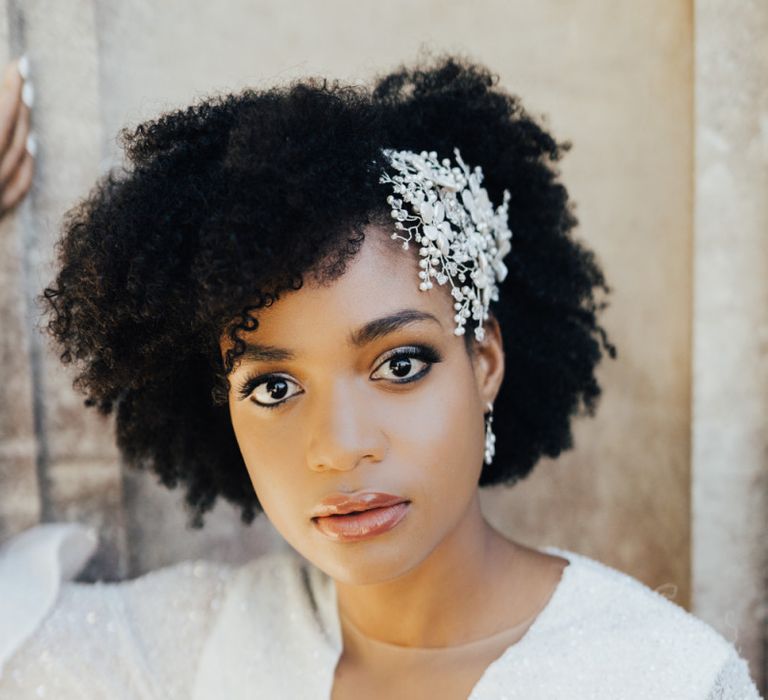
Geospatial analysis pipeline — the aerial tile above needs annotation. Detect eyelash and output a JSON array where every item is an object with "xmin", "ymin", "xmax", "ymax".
[{"xmin": 236, "ymin": 344, "xmax": 443, "ymax": 409}]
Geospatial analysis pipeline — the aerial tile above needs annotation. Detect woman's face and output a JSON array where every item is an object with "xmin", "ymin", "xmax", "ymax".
[{"xmin": 223, "ymin": 224, "xmax": 504, "ymax": 584}]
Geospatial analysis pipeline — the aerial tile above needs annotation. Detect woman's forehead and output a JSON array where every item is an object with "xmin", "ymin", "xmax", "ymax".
[
  {"xmin": 269, "ymin": 239, "xmax": 446, "ymax": 330},
  {"xmin": 221, "ymin": 225, "xmax": 455, "ymax": 348}
]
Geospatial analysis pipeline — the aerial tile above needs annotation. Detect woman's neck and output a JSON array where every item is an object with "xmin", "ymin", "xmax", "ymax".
[{"xmin": 333, "ymin": 492, "xmax": 529, "ymax": 650}]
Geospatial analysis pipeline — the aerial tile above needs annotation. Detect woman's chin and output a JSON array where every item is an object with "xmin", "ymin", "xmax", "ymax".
[{"xmin": 309, "ymin": 536, "xmax": 426, "ymax": 586}]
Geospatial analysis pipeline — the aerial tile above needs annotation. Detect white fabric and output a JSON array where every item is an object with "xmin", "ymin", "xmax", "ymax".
[
  {"xmin": 0, "ymin": 523, "xmax": 97, "ymax": 677},
  {"xmin": 0, "ymin": 523, "xmax": 761, "ymax": 699}
]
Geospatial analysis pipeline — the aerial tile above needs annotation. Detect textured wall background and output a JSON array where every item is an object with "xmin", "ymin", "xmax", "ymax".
[
  {"xmin": 692, "ymin": 0, "xmax": 768, "ymax": 689},
  {"xmin": 0, "ymin": 0, "xmax": 764, "ymax": 690}
]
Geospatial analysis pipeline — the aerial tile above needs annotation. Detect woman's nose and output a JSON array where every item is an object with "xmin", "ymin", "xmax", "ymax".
[{"xmin": 305, "ymin": 378, "xmax": 385, "ymax": 472}]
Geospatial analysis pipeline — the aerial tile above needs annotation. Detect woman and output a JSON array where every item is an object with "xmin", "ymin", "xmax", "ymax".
[{"xmin": 0, "ymin": 54, "xmax": 760, "ymax": 698}]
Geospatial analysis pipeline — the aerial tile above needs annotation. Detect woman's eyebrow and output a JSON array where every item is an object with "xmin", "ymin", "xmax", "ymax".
[
  {"xmin": 349, "ymin": 308, "xmax": 442, "ymax": 347},
  {"xmin": 239, "ymin": 309, "xmax": 442, "ymax": 362}
]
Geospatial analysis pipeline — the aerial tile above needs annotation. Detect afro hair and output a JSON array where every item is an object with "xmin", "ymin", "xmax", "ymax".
[{"xmin": 41, "ymin": 52, "xmax": 617, "ymax": 528}]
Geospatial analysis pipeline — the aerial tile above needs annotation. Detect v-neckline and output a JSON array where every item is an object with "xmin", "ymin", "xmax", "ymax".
[{"xmin": 322, "ymin": 545, "xmax": 577, "ymax": 699}]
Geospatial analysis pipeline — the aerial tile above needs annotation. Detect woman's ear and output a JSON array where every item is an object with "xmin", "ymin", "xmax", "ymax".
[{"xmin": 470, "ymin": 314, "xmax": 505, "ymax": 408}]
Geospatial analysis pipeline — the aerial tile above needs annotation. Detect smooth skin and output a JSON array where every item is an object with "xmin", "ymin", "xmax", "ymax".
[
  {"xmin": 0, "ymin": 58, "xmax": 34, "ymax": 219},
  {"xmin": 223, "ymin": 225, "xmax": 568, "ymax": 693}
]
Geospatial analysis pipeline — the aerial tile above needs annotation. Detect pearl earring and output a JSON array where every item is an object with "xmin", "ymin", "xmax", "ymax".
[{"xmin": 484, "ymin": 401, "xmax": 496, "ymax": 466}]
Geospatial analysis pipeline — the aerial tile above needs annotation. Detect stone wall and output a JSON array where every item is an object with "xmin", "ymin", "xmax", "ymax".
[{"xmin": 692, "ymin": 0, "xmax": 768, "ymax": 688}]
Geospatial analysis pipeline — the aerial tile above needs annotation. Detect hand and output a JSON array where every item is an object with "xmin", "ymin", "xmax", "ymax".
[{"xmin": 0, "ymin": 56, "xmax": 34, "ymax": 219}]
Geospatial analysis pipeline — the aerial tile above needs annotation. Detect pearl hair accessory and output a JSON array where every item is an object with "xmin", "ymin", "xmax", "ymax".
[{"xmin": 379, "ymin": 147, "xmax": 513, "ymax": 342}]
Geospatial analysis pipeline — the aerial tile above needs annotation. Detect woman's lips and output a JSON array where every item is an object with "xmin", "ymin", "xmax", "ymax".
[{"xmin": 312, "ymin": 502, "xmax": 410, "ymax": 542}]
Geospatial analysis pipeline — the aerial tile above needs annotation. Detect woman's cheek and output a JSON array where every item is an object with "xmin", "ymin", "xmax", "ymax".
[
  {"xmin": 230, "ymin": 410, "xmax": 273, "ymax": 488},
  {"xmin": 388, "ymin": 374, "xmax": 481, "ymax": 511}
]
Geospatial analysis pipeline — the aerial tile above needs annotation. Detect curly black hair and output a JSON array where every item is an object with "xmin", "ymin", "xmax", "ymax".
[{"xmin": 41, "ymin": 52, "xmax": 616, "ymax": 528}]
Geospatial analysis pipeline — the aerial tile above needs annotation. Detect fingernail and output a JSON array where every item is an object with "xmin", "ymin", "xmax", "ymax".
[
  {"xmin": 26, "ymin": 132, "xmax": 37, "ymax": 158},
  {"xmin": 17, "ymin": 54, "xmax": 30, "ymax": 81},
  {"xmin": 21, "ymin": 81, "xmax": 34, "ymax": 108}
]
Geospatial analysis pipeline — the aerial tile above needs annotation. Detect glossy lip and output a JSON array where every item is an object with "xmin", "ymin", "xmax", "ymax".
[
  {"xmin": 312, "ymin": 501, "xmax": 410, "ymax": 542},
  {"xmin": 311, "ymin": 491, "xmax": 409, "ymax": 518}
]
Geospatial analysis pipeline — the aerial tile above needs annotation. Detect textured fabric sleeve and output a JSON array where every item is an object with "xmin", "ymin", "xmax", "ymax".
[
  {"xmin": 0, "ymin": 523, "xmax": 98, "ymax": 679},
  {"xmin": 0, "ymin": 529, "xmax": 234, "ymax": 699},
  {"xmin": 110, "ymin": 558, "xmax": 235, "ymax": 698},
  {"xmin": 705, "ymin": 648, "xmax": 763, "ymax": 699}
]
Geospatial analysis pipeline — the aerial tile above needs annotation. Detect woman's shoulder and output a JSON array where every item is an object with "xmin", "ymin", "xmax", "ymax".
[
  {"xmin": 532, "ymin": 545, "xmax": 761, "ymax": 698},
  {"xmin": 204, "ymin": 546, "xmax": 335, "ymax": 635},
  {"xmin": 550, "ymin": 546, "xmax": 738, "ymax": 651},
  {"xmin": 0, "ymin": 523, "xmax": 297, "ymax": 698}
]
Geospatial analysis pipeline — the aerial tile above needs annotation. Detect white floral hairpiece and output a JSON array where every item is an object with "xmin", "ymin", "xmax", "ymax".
[{"xmin": 379, "ymin": 147, "xmax": 513, "ymax": 342}]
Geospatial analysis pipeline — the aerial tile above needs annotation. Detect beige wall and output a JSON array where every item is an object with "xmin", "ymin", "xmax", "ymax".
[
  {"xmin": 0, "ymin": 0, "xmax": 764, "ymax": 689},
  {"xmin": 692, "ymin": 0, "xmax": 768, "ymax": 687}
]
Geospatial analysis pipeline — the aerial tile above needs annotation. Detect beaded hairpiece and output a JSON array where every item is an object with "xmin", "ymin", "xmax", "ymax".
[{"xmin": 379, "ymin": 147, "xmax": 513, "ymax": 342}]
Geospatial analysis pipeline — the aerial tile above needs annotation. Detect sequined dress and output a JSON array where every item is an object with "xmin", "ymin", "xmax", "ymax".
[{"xmin": 0, "ymin": 524, "xmax": 761, "ymax": 699}]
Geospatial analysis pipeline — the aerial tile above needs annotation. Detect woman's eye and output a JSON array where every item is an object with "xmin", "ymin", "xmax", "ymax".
[
  {"xmin": 246, "ymin": 376, "xmax": 302, "ymax": 408},
  {"xmin": 239, "ymin": 345, "xmax": 442, "ymax": 408},
  {"xmin": 370, "ymin": 346, "xmax": 441, "ymax": 384}
]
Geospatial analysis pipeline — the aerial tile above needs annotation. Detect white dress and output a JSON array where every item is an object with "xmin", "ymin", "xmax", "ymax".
[{"xmin": 0, "ymin": 523, "xmax": 761, "ymax": 699}]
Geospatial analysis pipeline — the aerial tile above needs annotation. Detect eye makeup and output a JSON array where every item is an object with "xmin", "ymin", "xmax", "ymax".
[
  {"xmin": 235, "ymin": 343, "xmax": 443, "ymax": 408},
  {"xmin": 371, "ymin": 344, "xmax": 442, "ymax": 385}
]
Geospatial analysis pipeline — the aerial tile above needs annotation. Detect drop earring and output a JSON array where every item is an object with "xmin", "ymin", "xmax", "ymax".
[{"xmin": 484, "ymin": 401, "xmax": 496, "ymax": 466}]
